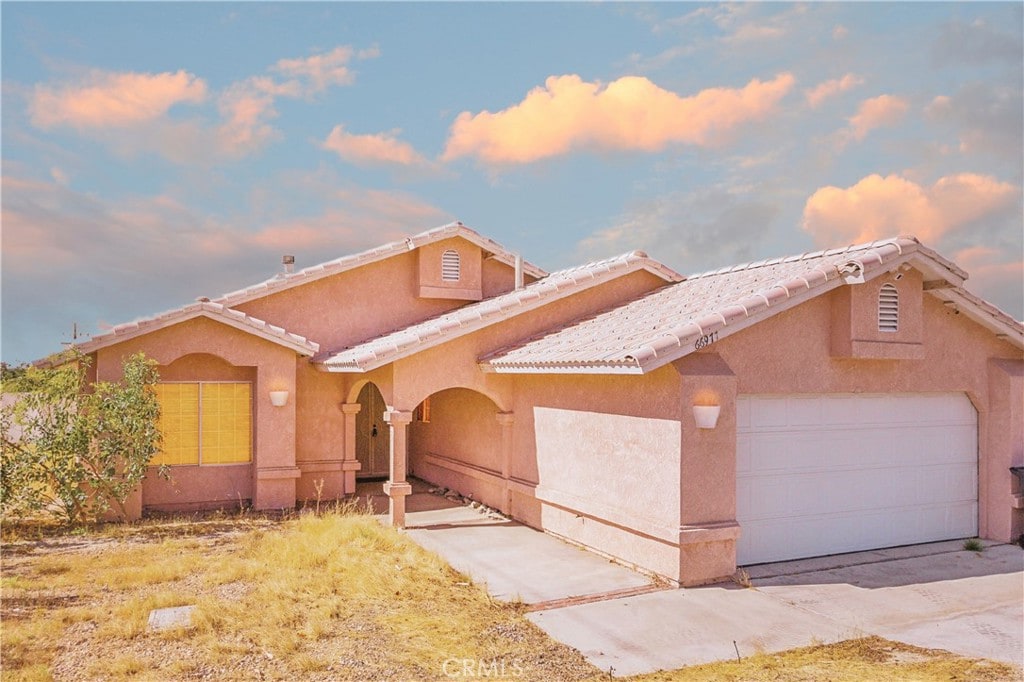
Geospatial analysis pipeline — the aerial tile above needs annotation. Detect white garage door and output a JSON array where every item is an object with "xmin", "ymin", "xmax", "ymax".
[{"xmin": 736, "ymin": 394, "xmax": 977, "ymax": 565}]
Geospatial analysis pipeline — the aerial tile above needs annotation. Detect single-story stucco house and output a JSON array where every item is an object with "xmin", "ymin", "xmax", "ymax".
[{"xmin": 72, "ymin": 222, "xmax": 1023, "ymax": 585}]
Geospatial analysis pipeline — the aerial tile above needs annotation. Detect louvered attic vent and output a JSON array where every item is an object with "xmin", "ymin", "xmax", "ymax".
[
  {"xmin": 441, "ymin": 249, "xmax": 461, "ymax": 282},
  {"xmin": 878, "ymin": 283, "xmax": 899, "ymax": 332}
]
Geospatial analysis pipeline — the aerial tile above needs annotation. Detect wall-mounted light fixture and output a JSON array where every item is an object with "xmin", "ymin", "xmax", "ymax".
[
  {"xmin": 269, "ymin": 390, "xmax": 289, "ymax": 407},
  {"xmin": 692, "ymin": 404, "xmax": 721, "ymax": 429}
]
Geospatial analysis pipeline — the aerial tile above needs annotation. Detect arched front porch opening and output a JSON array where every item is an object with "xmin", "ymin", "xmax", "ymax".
[{"xmin": 408, "ymin": 387, "xmax": 514, "ymax": 515}]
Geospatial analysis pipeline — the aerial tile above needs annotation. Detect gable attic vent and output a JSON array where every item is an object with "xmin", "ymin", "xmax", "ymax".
[
  {"xmin": 878, "ymin": 283, "xmax": 899, "ymax": 332},
  {"xmin": 441, "ymin": 249, "xmax": 461, "ymax": 282}
]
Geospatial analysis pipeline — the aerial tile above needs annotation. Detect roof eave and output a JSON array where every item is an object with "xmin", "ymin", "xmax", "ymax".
[
  {"xmin": 478, "ymin": 361, "xmax": 645, "ymax": 375},
  {"xmin": 928, "ymin": 288, "xmax": 1024, "ymax": 350},
  {"xmin": 73, "ymin": 306, "xmax": 319, "ymax": 358}
]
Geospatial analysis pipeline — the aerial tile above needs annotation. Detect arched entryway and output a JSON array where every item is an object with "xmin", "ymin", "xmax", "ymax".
[
  {"xmin": 355, "ymin": 382, "xmax": 388, "ymax": 479},
  {"xmin": 408, "ymin": 387, "xmax": 513, "ymax": 513}
]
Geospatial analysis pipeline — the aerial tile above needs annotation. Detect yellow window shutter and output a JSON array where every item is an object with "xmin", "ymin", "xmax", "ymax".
[{"xmin": 153, "ymin": 383, "xmax": 200, "ymax": 466}]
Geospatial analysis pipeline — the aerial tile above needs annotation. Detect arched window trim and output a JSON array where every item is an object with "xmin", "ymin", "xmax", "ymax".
[
  {"xmin": 878, "ymin": 283, "xmax": 899, "ymax": 333},
  {"xmin": 441, "ymin": 249, "xmax": 461, "ymax": 282}
]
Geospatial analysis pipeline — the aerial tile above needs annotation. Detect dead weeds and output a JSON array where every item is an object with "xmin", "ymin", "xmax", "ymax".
[{"xmin": 3, "ymin": 511, "xmax": 1021, "ymax": 682}]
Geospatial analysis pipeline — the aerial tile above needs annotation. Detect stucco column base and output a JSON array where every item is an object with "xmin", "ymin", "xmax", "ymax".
[
  {"xmin": 254, "ymin": 467, "xmax": 301, "ymax": 510},
  {"xmin": 677, "ymin": 522, "xmax": 741, "ymax": 587},
  {"xmin": 384, "ymin": 481, "xmax": 413, "ymax": 528}
]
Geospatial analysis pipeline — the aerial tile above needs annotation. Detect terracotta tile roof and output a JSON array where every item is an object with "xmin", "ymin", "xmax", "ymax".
[
  {"xmin": 318, "ymin": 250, "xmax": 684, "ymax": 372},
  {"xmin": 212, "ymin": 221, "xmax": 547, "ymax": 307},
  {"xmin": 480, "ymin": 236, "xmax": 1022, "ymax": 374},
  {"xmin": 74, "ymin": 301, "xmax": 320, "ymax": 357}
]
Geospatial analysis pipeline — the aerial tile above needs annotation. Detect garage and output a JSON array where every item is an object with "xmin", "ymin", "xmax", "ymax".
[{"xmin": 736, "ymin": 393, "xmax": 978, "ymax": 565}]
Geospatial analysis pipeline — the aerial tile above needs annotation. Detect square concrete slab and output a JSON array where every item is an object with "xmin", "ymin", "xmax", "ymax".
[{"xmin": 147, "ymin": 605, "xmax": 195, "ymax": 632}]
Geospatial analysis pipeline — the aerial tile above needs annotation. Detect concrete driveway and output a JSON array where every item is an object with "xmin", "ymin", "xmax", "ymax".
[
  {"xmin": 531, "ymin": 540, "xmax": 1023, "ymax": 676},
  {"xmin": 380, "ymin": 483, "xmax": 1024, "ymax": 677}
]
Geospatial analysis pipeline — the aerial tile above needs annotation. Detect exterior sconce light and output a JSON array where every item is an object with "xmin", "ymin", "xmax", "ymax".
[
  {"xmin": 692, "ymin": 405, "xmax": 720, "ymax": 429},
  {"xmin": 269, "ymin": 390, "xmax": 289, "ymax": 407}
]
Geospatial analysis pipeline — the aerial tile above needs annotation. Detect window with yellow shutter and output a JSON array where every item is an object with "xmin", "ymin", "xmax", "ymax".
[{"xmin": 153, "ymin": 382, "xmax": 252, "ymax": 466}]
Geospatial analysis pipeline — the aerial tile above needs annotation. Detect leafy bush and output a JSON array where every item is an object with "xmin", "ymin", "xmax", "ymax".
[{"xmin": 1, "ymin": 351, "xmax": 166, "ymax": 524}]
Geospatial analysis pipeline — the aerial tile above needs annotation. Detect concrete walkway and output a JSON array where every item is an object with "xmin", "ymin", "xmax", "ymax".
[
  {"xmin": 375, "ymin": 482, "xmax": 1024, "ymax": 677},
  {"xmin": 364, "ymin": 480, "xmax": 654, "ymax": 604}
]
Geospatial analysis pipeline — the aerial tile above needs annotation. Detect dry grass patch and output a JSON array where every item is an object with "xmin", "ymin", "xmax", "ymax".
[
  {"xmin": 2, "ymin": 508, "xmax": 595, "ymax": 681},
  {"xmin": 623, "ymin": 636, "xmax": 1023, "ymax": 682}
]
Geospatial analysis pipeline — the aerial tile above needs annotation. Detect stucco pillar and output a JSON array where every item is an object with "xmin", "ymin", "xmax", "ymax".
[
  {"xmin": 496, "ymin": 412, "xmax": 515, "ymax": 514},
  {"xmin": 674, "ymin": 352, "xmax": 741, "ymax": 586},
  {"xmin": 253, "ymin": 357, "xmax": 300, "ymax": 510},
  {"xmin": 341, "ymin": 403, "xmax": 363, "ymax": 494},
  {"xmin": 985, "ymin": 359, "xmax": 1024, "ymax": 542},
  {"xmin": 383, "ymin": 409, "xmax": 414, "ymax": 528}
]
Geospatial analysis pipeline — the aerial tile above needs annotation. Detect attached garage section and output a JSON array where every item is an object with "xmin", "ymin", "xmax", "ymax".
[{"xmin": 736, "ymin": 393, "xmax": 978, "ymax": 565}]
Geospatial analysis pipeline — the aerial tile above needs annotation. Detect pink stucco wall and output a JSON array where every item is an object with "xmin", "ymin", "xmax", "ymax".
[
  {"xmin": 294, "ymin": 362, "xmax": 346, "ymax": 503},
  {"xmin": 517, "ymin": 368, "xmax": 687, "ymax": 580}
]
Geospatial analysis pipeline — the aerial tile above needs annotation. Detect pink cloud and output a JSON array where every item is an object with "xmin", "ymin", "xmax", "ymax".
[
  {"xmin": 804, "ymin": 73, "xmax": 863, "ymax": 108},
  {"xmin": 25, "ymin": 46, "xmax": 371, "ymax": 164},
  {"xmin": 215, "ymin": 79, "xmax": 285, "ymax": 157},
  {"xmin": 802, "ymin": 173, "xmax": 1019, "ymax": 246},
  {"xmin": 847, "ymin": 94, "xmax": 909, "ymax": 140},
  {"xmin": 442, "ymin": 72, "xmax": 795, "ymax": 165},
  {"xmin": 30, "ymin": 70, "xmax": 207, "ymax": 129},
  {"xmin": 322, "ymin": 125, "xmax": 430, "ymax": 167},
  {"xmin": 272, "ymin": 46, "xmax": 357, "ymax": 93}
]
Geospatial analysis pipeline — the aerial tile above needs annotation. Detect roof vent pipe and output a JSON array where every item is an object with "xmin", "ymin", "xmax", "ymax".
[
  {"xmin": 514, "ymin": 254, "xmax": 524, "ymax": 290},
  {"xmin": 282, "ymin": 255, "xmax": 295, "ymax": 274}
]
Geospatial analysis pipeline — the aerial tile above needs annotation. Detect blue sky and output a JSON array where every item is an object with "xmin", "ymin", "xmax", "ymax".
[{"xmin": 2, "ymin": 2, "xmax": 1022, "ymax": 364}]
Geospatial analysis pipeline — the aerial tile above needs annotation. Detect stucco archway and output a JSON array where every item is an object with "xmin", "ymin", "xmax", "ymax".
[{"xmin": 408, "ymin": 387, "xmax": 514, "ymax": 514}]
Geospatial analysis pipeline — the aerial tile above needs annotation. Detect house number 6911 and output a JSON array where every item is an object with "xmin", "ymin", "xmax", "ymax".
[{"xmin": 693, "ymin": 331, "xmax": 719, "ymax": 350}]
